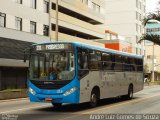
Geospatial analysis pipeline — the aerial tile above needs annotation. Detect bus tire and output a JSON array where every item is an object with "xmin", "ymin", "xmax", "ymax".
[
  {"xmin": 90, "ymin": 88, "xmax": 99, "ymax": 107},
  {"xmin": 52, "ymin": 103, "xmax": 62, "ymax": 109},
  {"xmin": 127, "ymin": 85, "xmax": 133, "ymax": 100}
]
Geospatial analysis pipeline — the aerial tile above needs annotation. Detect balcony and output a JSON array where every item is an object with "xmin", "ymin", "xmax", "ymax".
[
  {"xmin": 50, "ymin": 31, "xmax": 104, "ymax": 47},
  {"xmin": 51, "ymin": 0, "xmax": 104, "ymax": 24},
  {"xmin": 50, "ymin": 10, "xmax": 105, "ymax": 39}
]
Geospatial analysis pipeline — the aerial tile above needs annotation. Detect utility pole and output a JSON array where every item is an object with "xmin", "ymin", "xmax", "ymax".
[
  {"xmin": 55, "ymin": 0, "xmax": 59, "ymax": 41},
  {"xmin": 152, "ymin": 43, "xmax": 155, "ymax": 82}
]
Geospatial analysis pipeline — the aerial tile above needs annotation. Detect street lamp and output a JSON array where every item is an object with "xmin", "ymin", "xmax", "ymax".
[{"xmin": 55, "ymin": 0, "xmax": 59, "ymax": 41}]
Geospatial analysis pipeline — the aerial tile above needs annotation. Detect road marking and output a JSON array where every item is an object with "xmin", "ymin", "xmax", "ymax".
[
  {"xmin": 59, "ymin": 93, "xmax": 160, "ymax": 120},
  {"xmin": 0, "ymin": 104, "xmax": 50, "ymax": 114}
]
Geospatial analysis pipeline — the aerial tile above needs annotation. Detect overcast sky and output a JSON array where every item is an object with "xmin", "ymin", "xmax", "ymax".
[{"xmin": 146, "ymin": 0, "xmax": 159, "ymax": 12}]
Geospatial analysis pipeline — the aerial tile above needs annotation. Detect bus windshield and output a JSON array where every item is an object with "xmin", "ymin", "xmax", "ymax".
[{"xmin": 29, "ymin": 51, "xmax": 75, "ymax": 81}]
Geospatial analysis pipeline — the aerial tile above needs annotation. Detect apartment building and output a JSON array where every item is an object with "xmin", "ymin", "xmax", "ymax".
[
  {"xmin": 105, "ymin": 0, "xmax": 146, "ymax": 55},
  {"xmin": 0, "ymin": 0, "xmax": 50, "ymax": 90},
  {"xmin": 145, "ymin": 20, "xmax": 160, "ymax": 79},
  {"xmin": 0, "ymin": 0, "xmax": 105, "ymax": 90}
]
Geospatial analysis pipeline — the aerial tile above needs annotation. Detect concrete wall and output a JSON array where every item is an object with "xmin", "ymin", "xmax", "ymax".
[
  {"xmin": 0, "ymin": 0, "xmax": 49, "ymax": 36},
  {"xmin": 105, "ymin": 0, "xmax": 146, "ymax": 55},
  {"xmin": 145, "ymin": 44, "xmax": 160, "ymax": 72}
]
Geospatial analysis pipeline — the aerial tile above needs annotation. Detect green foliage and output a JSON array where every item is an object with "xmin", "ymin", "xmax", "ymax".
[
  {"xmin": 138, "ymin": 34, "xmax": 160, "ymax": 45},
  {"xmin": 143, "ymin": 12, "xmax": 160, "ymax": 26},
  {"xmin": 139, "ymin": 11, "xmax": 160, "ymax": 44}
]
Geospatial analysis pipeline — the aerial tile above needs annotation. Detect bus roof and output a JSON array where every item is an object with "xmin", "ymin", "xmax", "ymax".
[{"xmin": 32, "ymin": 41, "xmax": 143, "ymax": 59}]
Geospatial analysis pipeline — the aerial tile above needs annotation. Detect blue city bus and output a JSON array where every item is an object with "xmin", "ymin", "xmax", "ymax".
[{"xmin": 25, "ymin": 42, "xmax": 144, "ymax": 108}]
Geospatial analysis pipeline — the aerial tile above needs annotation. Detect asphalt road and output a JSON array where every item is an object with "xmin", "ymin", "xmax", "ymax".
[{"xmin": 0, "ymin": 85, "xmax": 160, "ymax": 120}]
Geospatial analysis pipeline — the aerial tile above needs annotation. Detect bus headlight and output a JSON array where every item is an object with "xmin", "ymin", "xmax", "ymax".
[
  {"xmin": 63, "ymin": 87, "xmax": 78, "ymax": 96},
  {"xmin": 29, "ymin": 87, "xmax": 36, "ymax": 95}
]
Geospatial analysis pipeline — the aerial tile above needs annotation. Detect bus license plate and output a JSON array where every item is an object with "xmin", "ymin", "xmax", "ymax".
[{"xmin": 45, "ymin": 98, "xmax": 52, "ymax": 101}]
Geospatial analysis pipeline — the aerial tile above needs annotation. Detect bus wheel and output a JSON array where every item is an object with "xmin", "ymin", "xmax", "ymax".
[
  {"xmin": 90, "ymin": 89, "xmax": 99, "ymax": 107},
  {"xmin": 127, "ymin": 85, "xmax": 133, "ymax": 99},
  {"xmin": 52, "ymin": 103, "xmax": 62, "ymax": 109}
]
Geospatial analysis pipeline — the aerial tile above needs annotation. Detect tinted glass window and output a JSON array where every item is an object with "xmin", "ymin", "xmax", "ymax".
[
  {"xmin": 89, "ymin": 50, "xmax": 101, "ymax": 70},
  {"xmin": 78, "ymin": 48, "xmax": 89, "ymax": 79}
]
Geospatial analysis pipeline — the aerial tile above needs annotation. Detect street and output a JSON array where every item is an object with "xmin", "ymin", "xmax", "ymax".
[{"xmin": 0, "ymin": 85, "xmax": 160, "ymax": 120}]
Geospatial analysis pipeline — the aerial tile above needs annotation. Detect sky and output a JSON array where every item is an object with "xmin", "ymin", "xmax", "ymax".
[{"xmin": 146, "ymin": 0, "xmax": 159, "ymax": 12}]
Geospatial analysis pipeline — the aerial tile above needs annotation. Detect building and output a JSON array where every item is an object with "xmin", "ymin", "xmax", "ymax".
[
  {"xmin": 104, "ymin": 0, "xmax": 146, "ymax": 55},
  {"xmin": 50, "ymin": 0, "xmax": 105, "ymax": 46},
  {"xmin": 96, "ymin": 30, "xmax": 132, "ymax": 53},
  {"xmin": 144, "ymin": 20, "xmax": 160, "ymax": 80},
  {"xmin": 0, "ymin": 0, "xmax": 105, "ymax": 90}
]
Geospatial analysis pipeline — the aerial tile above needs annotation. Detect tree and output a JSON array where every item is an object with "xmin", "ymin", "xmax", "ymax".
[
  {"xmin": 139, "ymin": 9, "xmax": 160, "ymax": 82},
  {"xmin": 138, "ymin": 34, "xmax": 160, "ymax": 45},
  {"xmin": 142, "ymin": 12, "xmax": 160, "ymax": 26},
  {"xmin": 139, "ymin": 11, "xmax": 160, "ymax": 44}
]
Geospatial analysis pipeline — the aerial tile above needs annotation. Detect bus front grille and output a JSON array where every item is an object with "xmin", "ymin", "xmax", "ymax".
[{"xmin": 30, "ymin": 80, "xmax": 71, "ymax": 90}]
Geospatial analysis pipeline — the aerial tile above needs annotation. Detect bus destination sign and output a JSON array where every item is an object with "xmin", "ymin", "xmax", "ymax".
[{"xmin": 35, "ymin": 44, "xmax": 72, "ymax": 51}]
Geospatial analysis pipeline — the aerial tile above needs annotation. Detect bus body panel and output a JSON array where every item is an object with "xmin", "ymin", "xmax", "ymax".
[
  {"xmin": 28, "ymin": 78, "xmax": 80, "ymax": 104},
  {"xmin": 79, "ymin": 71, "xmax": 143, "ymax": 103}
]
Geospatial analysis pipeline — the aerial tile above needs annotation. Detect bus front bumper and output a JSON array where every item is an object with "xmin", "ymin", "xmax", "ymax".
[{"xmin": 28, "ymin": 91, "xmax": 79, "ymax": 104}]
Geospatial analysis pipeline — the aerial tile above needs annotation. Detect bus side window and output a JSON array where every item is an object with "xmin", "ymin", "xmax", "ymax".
[
  {"xmin": 114, "ymin": 54, "xmax": 122, "ymax": 71},
  {"xmin": 123, "ymin": 56, "xmax": 130, "ymax": 71},
  {"xmin": 102, "ymin": 52, "xmax": 112, "ymax": 70},
  {"xmin": 136, "ymin": 59, "xmax": 143, "ymax": 72},
  {"xmin": 111, "ymin": 55, "xmax": 115, "ymax": 70},
  {"xmin": 88, "ymin": 50, "xmax": 102, "ymax": 70},
  {"xmin": 130, "ymin": 58, "xmax": 136, "ymax": 71},
  {"xmin": 78, "ymin": 48, "xmax": 89, "ymax": 79}
]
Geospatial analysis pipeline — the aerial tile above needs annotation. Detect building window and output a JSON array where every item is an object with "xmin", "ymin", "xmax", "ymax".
[
  {"xmin": 92, "ymin": 2, "xmax": 97, "ymax": 10},
  {"xmin": 139, "ymin": 13, "xmax": 141, "ymax": 21},
  {"xmin": 15, "ymin": 0, "xmax": 22, "ymax": 4},
  {"xmin": 136, "ymin": 0, "xmax": 138, "ymax": 8},
  {"xmin": 96, "ymin": 5, "xmax": 100, "ymax": 12},
  {"xmin": 136, "ymin": 11, "xmax": 138, "ymax": 20},
  {"xmin": 15, "ymin": 17, "xmax": 22, "ymax": 31},
  {"xmin": 43, "ymin": 25, "xmax": 49, "ymax": 36},
  {"xmin": 140, "ymin": 25, "xmax": 142, "ymax": 33},
  {"xmin": 84, "ymin": 0, "xmax": 88, "ymax": 5},
  {"xmin": 44, "ymin": 1, "xmax": 49, "ymax": 13},
  {"xmin": 136, "ymin": 24, "xmax": 138, "ymax": 32},
  {"xmin": 136, "ymin": 36, "xmax": 139, "ymax": 43},
  {"xmin": 147, "ymin": 55, "xmax": 156, "ymax": 59},
  {"xmin": 139, "ymin": 1, "xmax": 142, "ymax": 10},
  {"xmin": 140, "ymin": 49, "xmax": 142, "ymax": 55},
  {"xmin": 136, "ymin": 48, "xmax": 138, "ymax": 54},
  {"xmin": 143, "ymin": 5, "xmax": 146, "ymax": 12},
  {"xmin": 0, "ymin": 13, "xmax": 6, "ymax": 27},
  {"xmin": 30, "ymin": 21, "xmax": 36, "ymax": 34},
  {"xmin": 91, "ymin": 2, "xmax": 100, "ymax": 13},
  {"xmin": 30, "ymin": 0, "xmax": 36, "ymax": 9},
  {"xmin": 80, "ymin": 0, "xmax": 88, "ymax": 5}
]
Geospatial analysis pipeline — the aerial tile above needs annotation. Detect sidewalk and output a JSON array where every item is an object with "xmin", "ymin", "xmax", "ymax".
[
  {"xmin": 0, "ymin": 89, "xmax": 28, "ymax": 100},
  {"xmin": 144, "ymin": 81, "xmax": 160, "ymax": 86}
]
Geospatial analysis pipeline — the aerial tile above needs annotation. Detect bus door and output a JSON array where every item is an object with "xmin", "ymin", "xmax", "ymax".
[{"xmin": 77, "ymin": 48, "xmax": 90, "ymax": 102}]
